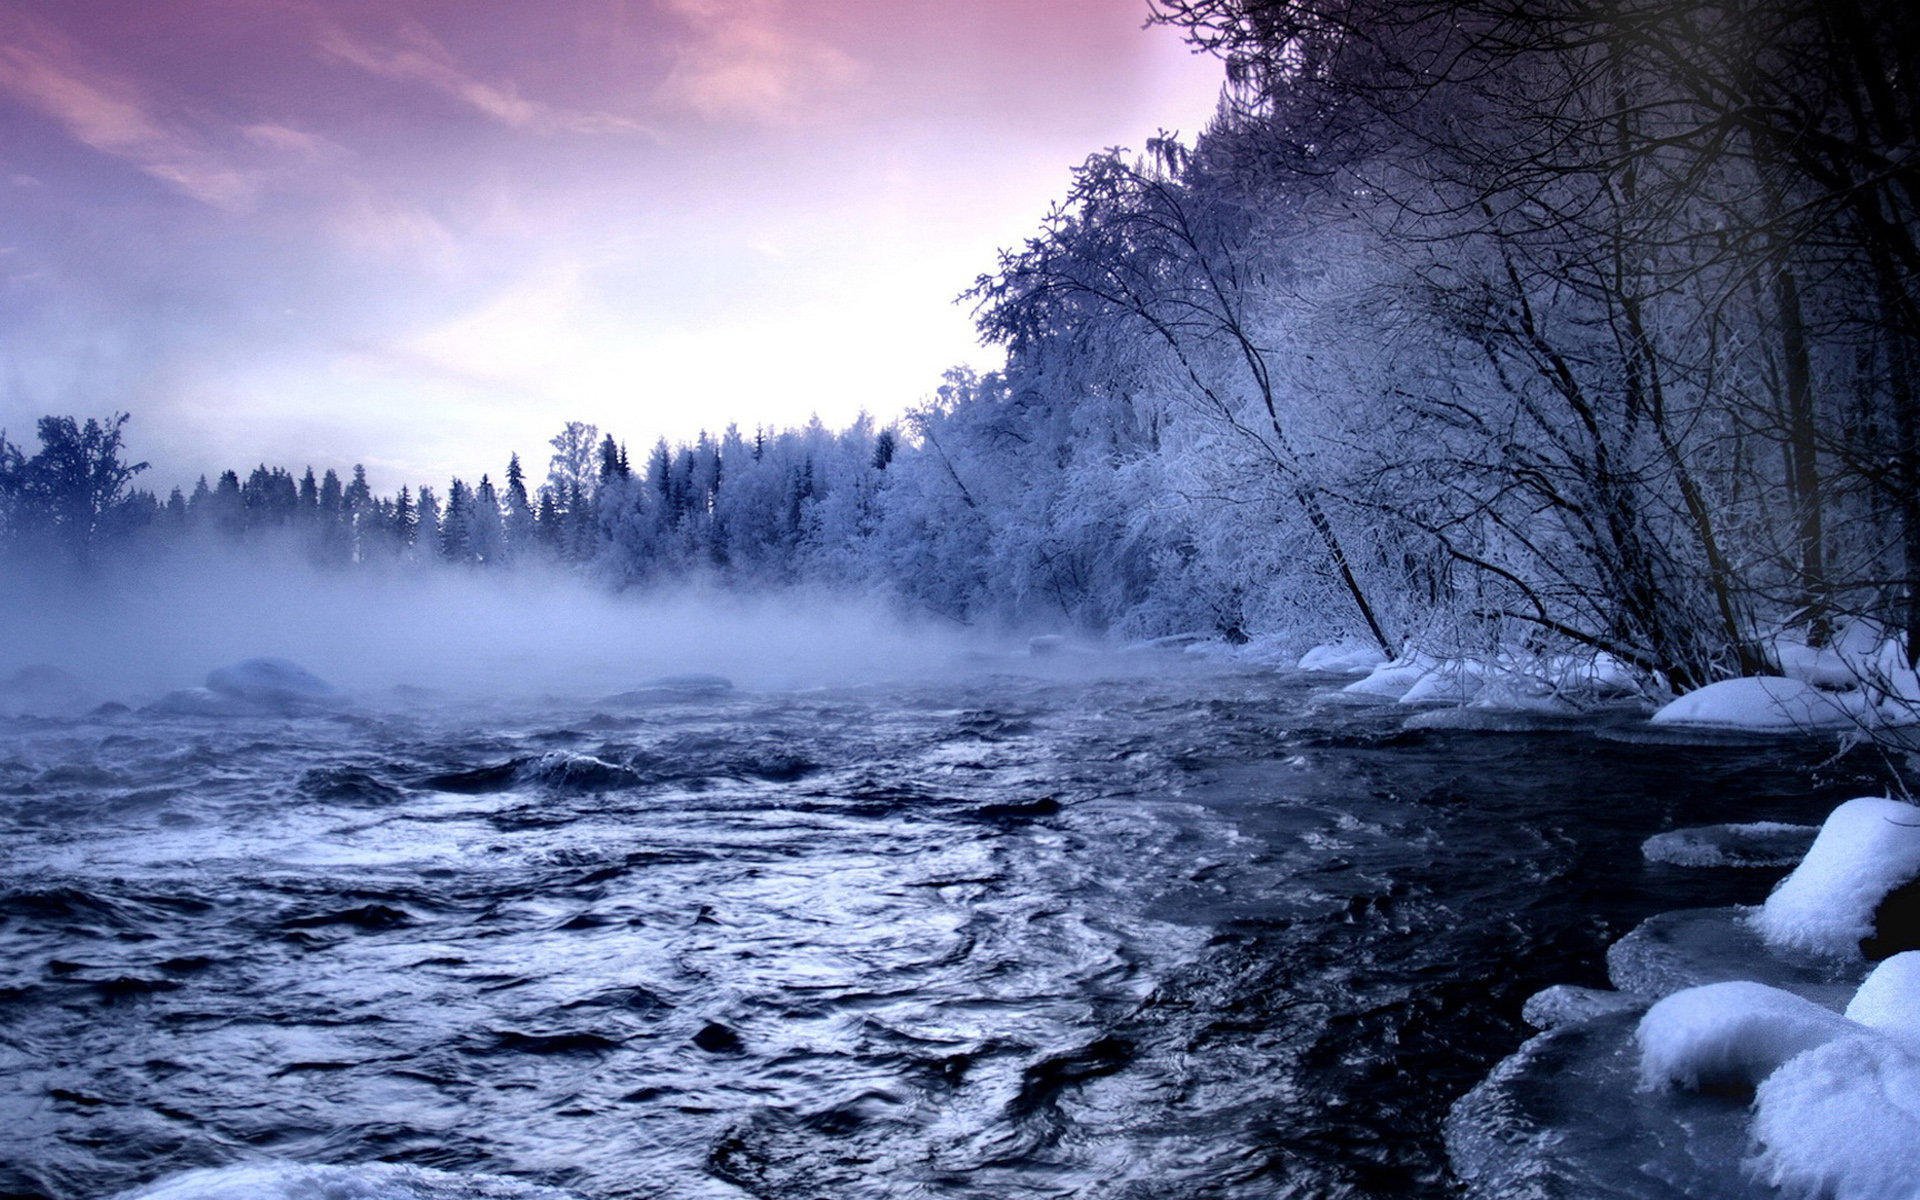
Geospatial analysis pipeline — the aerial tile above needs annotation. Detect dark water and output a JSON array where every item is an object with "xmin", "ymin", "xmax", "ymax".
[{"xmin": 0, "ymin": 668, "xmax": 1882, "ymax": 1199}]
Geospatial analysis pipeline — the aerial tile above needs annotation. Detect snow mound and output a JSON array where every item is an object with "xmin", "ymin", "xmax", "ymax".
[
  {"xmin": 1642, "ymin": 822, "xmax": 1820, "ymax": 869},
  {"xmin": 1397, "ymin": 661, "xmax": 1485, "ymax": 705},
  {"xmin": 1297, "ymin": 642, "xmax": 1386, "ymax": 675},
  {"xmin": 1551, "ymin": 651, "xmax": 1641, "ymax": 697},
  {"xmin": 205, "ymin": 658, "xmax": 341, "ymax": 707},
  {"xmin": 1755, "ymin": 797, "xmax": 1920, "ymax": 960},
  {"xmin": 1635, "ymin": 980, "xmax": 1858, "ymax": 1091},
  {"xmin": 1845, "ymin": 952, "xmax": 1920, "ymax": 1045},
  {"xmin": 1650, "ymin": 675, "xmax": 1869, "ymax": 732},
  {"xmin": 1341, "ymin": 654, "xmax": 1436, "ymax": 699},
  {"xmin": 1752, "ymin": 1035, "xmax": 1920, "ymax": 1200},
  {"xmin": 1464, "ymin": 679, "xmax": 1578, "ymax": 715},
  {"xmin": 113, "ymin": 1161, "xmax": 581, "ymax": 1200}
]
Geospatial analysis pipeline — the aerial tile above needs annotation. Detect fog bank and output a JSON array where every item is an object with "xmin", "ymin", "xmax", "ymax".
[{"xmin": 0, "ymin": 548, "xmax": 1014, "ymax": 705}]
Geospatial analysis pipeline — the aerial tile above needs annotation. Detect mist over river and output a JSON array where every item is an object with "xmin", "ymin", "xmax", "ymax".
[{"xmin": 0, "ymin": 663, "xmax": 1881, "ymax": 1199}]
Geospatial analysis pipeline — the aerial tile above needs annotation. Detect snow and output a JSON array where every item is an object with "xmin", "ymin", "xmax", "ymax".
[
  {"xmin": 1635, "ymin": 979, "xmax": 1859, "ymax": 1091},
  {"xmin": 204, "ymin": 658, "xmax": 341, "ymax": 706},
  {"xmin": 1340, "ymin": 653, "xmax": 1437, "ymax": 699},
  {"xmin": 1845, "ymin": 952, "xmax": 1920, "ymax": 1045},
  {"xmin": 1751, "ymin": 1034, "xmax": 1920, "ymax": 1200},
  {"xmin": 1649, "ymin": 675, "xmax": 1871, "ymax": 732},
  {"xmin": 1550, "ymin": 651, "xmax": 1640, "ymax": 697},
  {"xmin": 1296, "ymin": 641, "xmax": 1385, "ymax": 674},
  {"xmin": 1397, "ymin": 660, "xmax": 1485, "ymax": 705},
  {"xmin": 1463, "ymin": 678, "xmax": 1577, "ymax": 715},
  {"xmin": 1772, "ymin": 639, "xmax": 1860, "ymax": 689},
  {"xmin": 1755, "ymin": 797, "xmax": 1920, "ymax": 960},
  {"xmin": 1641, "ymin": 821, "xmax": 1820, "ymax": 869},
  {"xmin": 113, "ymin": 1161, "xmax": 581, "ymax": 1200}
]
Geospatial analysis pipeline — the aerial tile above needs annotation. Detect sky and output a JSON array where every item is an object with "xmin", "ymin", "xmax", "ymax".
[{"xmin": 0, "ymin": 0, "xmax": 1222, "ymax": 492}]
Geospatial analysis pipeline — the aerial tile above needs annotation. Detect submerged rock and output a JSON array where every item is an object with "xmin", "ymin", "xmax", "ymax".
[
  {"xmin": 112, "ymin": 1161, "xmax": 583, "ymax": 1200},
  {"xmin": 1446, "ymin": 1010, "xmax": 1759, "ymax": 1199},
  {"xmin": 1642, "ymin": 822, "xmax": 1820, "ymax": 869},
  {"xmin": 425, "ymin": 751, "xmax": 642, "ymax": 794},
  {"xmin": 1607, "ymin": 907, "xmax": 1862, "ymax": 1008},
  {"xmin": 1522, "ymin": 983, "xmax": 1646, "ymax": 1031}
]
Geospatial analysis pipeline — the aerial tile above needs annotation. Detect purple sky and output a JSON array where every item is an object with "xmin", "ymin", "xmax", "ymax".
[{"xmin": 0, "ymin": 1, "xmax": 1220, "ymax": 491}]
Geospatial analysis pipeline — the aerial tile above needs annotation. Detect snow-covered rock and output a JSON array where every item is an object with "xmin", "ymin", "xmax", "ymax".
[
  {"xmin": 1551, "ymin": 650, "xmax": 1642, "ymax": 697},
  {"xmin": 1635, "ymin": 980, "xmax": 1859, "ymax": 1091},
  {"xmin": 1650, "ymin": 675, "xmax": 1871, "ymax": 732},
  {"xmin": 1844, "ymin": 952, "xmax": 1920, "ymax": 1046},
  {"xmin": 1755, "ymin": 796, "xmax": 1920, "ymax": 960},
  {"xmin": 1465, "ymin": 677, "xmax": 1579, "ymax": 715},
  {"xmin": 0, "ymin": 664, "xmax": 96, "ymax": 718},
  {"xmin": 1641, "ymin": 822, "xmax": 1820, "ymax": 869},
  {"xmin": 1340, "ymin": 654, "xmax": 1437, "ymax": 700},
  {"xmin": 1397, "ymin": 660, "xmax": 1485, "ymax": 705},
  {"xmin": 1771, "ymin": 639, "xmax": 1860, "ymax": 690},
  {"xmin": 1296, "ymin": 641, "xmax": 1386, "ymax": 675},
  {"xmin": 204, "ymin": 658, "xmax": 342, "ymax": 708},
  {"xmin": 1751, "ymin": 1035, "xmax": 1920, "ymax": 1200}
]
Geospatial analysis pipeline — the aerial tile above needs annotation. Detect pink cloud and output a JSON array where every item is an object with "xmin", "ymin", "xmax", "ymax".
[
  {"xmin": 0, "ymin": 16, "xmax": 257, "ymax": 209},
  {"xmin": 315, "ymin": 18, "xmax": 653, "ymax": 136},
  {"xmin": 655, "ymin": 0, "xmax": 861, "ymax": 124}
]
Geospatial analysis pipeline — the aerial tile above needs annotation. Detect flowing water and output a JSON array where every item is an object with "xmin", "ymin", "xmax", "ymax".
[{"xmin": 0, "ymin": 665, "xmax": 1882, "ymax": 1199}]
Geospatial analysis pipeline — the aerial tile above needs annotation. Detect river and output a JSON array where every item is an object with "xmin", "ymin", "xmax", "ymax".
[{"xmin": 0, "ymin": 663, "xmax": 1879, "ymax": 1199}]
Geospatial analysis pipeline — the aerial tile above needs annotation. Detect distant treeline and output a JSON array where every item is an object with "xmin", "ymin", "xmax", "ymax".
[{"xmin": 6, "ymin": 0, "xmax": 1919, "ymax": 689}]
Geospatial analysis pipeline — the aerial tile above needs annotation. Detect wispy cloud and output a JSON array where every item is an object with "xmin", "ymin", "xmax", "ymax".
[
  {"xmin": 0, "ymin": 9, "xmax": 343, "ymax": 212},
  {"xmin": 656, "ymin": 0, "xmax": 860, "ymax": 124},
  {"xmin": 316, "ymin": 19, "xmax": 652, "ymax": 137},
  {"xmin": 0, "ymin": 12, "xmax": 257, "ymax": 209}
]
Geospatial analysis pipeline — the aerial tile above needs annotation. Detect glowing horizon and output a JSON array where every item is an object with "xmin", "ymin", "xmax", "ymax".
[{"xmin": 0, "ymin": 1, "xmax": 1221, "ymax": 493}]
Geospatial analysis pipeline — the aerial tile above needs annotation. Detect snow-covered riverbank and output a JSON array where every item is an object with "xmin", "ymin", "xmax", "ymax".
[{"xmin": 1447, "ymin": 796, "xmax": 1920, "ymax": 1200}]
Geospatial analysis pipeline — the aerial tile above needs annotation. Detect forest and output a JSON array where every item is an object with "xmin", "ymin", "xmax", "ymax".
[{"xmin": 3, "ymin": 0, "xmax": 1916, "ymax": 699}]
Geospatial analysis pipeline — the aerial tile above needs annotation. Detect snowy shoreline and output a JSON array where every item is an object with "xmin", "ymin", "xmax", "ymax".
[
  {"xmin": 1445, "ymin": 798, "xmax": 1920, "ymax": 1199},
  {"xmin": 1265, "ymin": 635, "xmax": 1920, "ymax": 1199}
]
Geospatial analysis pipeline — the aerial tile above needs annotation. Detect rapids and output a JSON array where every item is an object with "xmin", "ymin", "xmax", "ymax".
[{"xmin": 0, "ymin": 667, "xmax": 1880, "ymax": 1198}]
